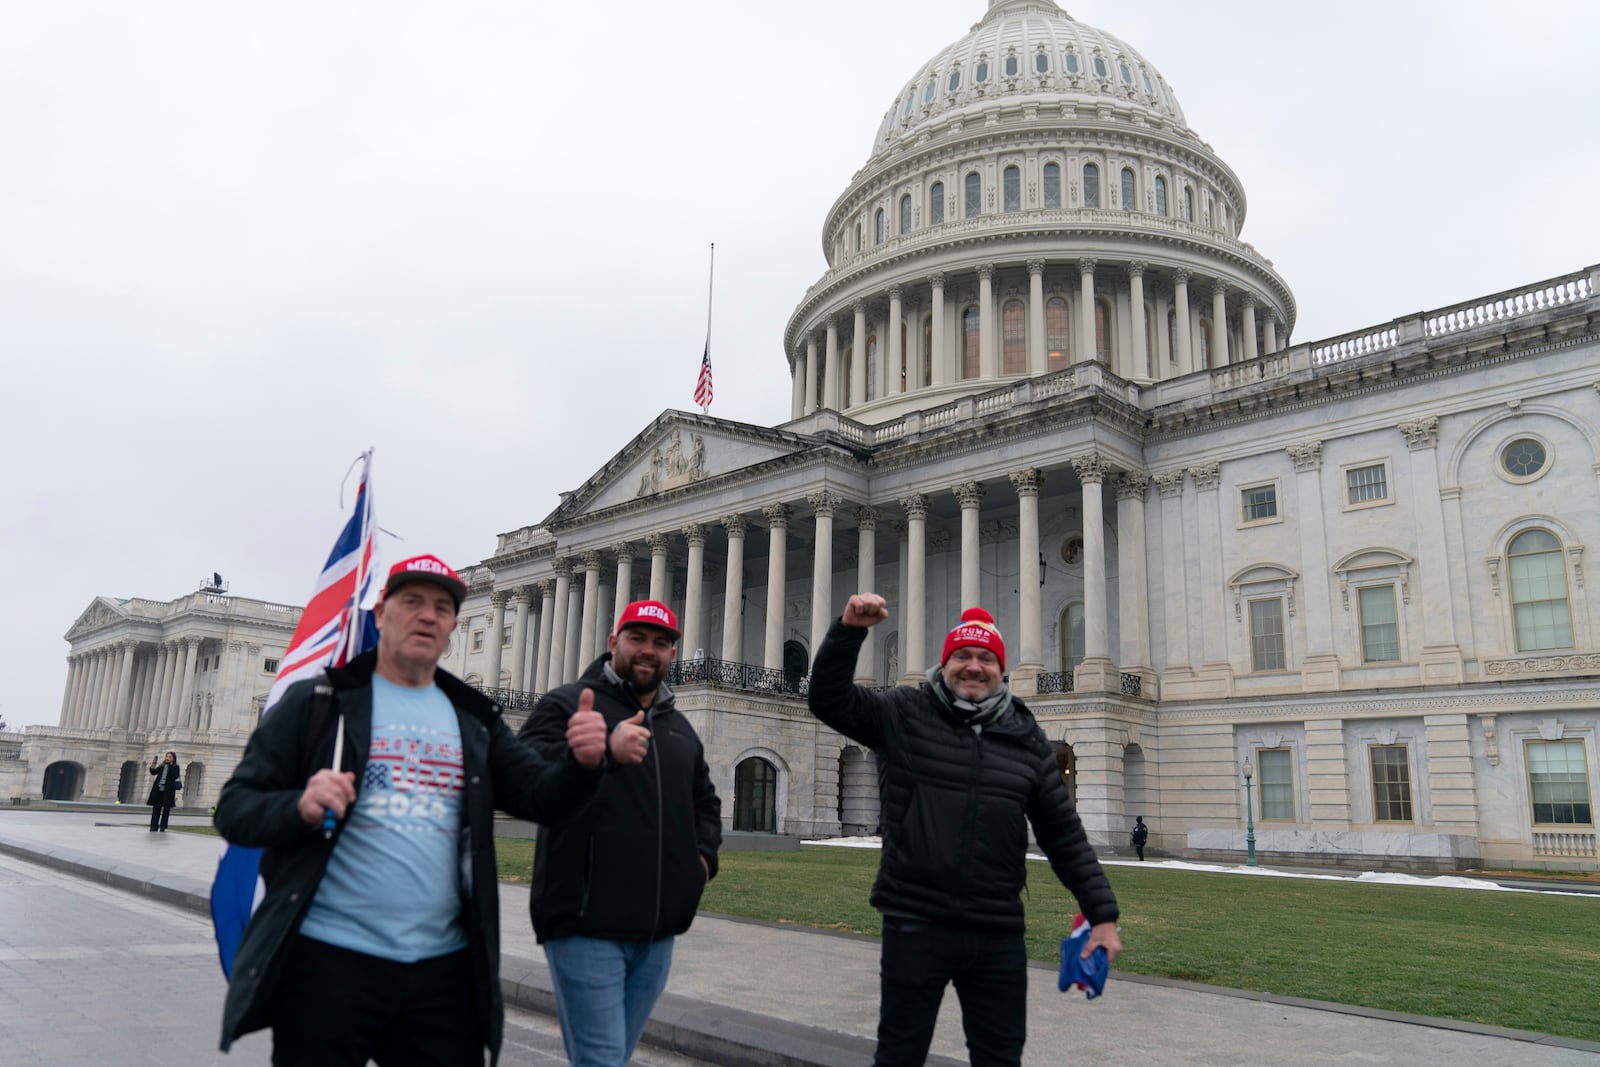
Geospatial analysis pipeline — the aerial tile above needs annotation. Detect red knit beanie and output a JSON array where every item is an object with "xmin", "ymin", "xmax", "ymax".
[{"xmin": 941, "ymin": 607, "xmax": 1006, "ymax": 671}]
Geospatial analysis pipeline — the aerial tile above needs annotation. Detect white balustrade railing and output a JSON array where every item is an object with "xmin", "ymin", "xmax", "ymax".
[{"xmin": 1424, "ymin": 275, "xmax": 1593, "ymax": 339}]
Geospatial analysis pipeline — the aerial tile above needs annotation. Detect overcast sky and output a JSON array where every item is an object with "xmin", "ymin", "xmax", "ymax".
[{"xmin": 4, "ymin": 0, "xmax": 1597, "ymax": 729}]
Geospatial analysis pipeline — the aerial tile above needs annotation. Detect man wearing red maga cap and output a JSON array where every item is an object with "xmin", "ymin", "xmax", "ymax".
[
  {"xmin": 217, "ymin": 555, "xmax": 643, "ymax": 1066},
  {"xmin": 808, "ymin": 593, "xmax": 1121, "ymax": 1067},
  {"xmin": 519, "ymin": 598, "xmax": 722, "ymax": 1067}
]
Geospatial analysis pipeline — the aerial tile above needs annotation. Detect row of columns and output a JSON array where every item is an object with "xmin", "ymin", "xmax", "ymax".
[
  {"xmin": 58, "ymin": 638, "xmax": 204, "ymax": 734},
  {"xmin": 481, "ymin": 454, "xmax": 1154, "ymax": 697},
  {"xmin": 791, "ymin": 260, "xmax": 1287, "ymax": 418}
]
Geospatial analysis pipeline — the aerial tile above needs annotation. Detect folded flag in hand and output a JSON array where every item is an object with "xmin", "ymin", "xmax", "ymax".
[{"xmin": 1058, "ymin": 912, "xmax": 1109, "ymax": 999}]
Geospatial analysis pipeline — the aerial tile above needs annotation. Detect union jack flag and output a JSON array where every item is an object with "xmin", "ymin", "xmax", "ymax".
[
  {"xmin": 209, "ymin": 451, "xmax": 379, "ymax": 976},
  {"xmin": 693, "ymin": 344, "xmax": 713, "ymax": 410}
]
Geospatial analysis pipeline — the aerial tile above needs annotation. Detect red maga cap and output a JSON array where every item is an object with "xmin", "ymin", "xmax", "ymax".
[
  {"xmin": 614, "ymin": 599, "xmax": 680, "ymax": 639},
  {"xmin": 941, "ymin": 607, "xmax": 1006, "ymax": 671},
  {"xmin": 381, "ymin": 554, "xmax": 467, "ymax": 609}
]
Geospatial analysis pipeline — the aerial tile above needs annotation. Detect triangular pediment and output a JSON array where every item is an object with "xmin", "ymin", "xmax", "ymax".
[
  {"xmin": 549, "ymin": 411, "xmax": 817, "ymax": 523},
  {"xmin": 64, "ymin": 597, "xmax": 127, "ymax": 640}
]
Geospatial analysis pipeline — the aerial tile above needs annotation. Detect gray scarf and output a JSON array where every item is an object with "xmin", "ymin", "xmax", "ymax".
[{"xmin": 925, "ymin": 667, "xmax": 1011, "ymax": 732}]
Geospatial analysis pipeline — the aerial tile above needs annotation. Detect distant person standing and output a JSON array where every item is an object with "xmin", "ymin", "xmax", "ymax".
[
  {"xmin": 147, "ymin": 751, "xmax": 182, "ymax": 832},
  {"xmin": 1131, "ymin": 816, "xmax": 1149, "ymax": 862}
]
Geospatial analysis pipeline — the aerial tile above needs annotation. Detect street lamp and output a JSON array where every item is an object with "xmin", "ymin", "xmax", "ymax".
[{"xmin": 1241, "ymin": 758, "xmax": 1258, "ymax": 867}]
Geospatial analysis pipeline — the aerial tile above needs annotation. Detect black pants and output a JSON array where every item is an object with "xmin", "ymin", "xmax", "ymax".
[
  {"xmin": 1135, "ymin": 843, "xmax": 1145, "ymax": 861},
  {"xmin": 148, "ymin": 803, "xmax": 172, "ymax": 831},
  {"xmin": 270, "ymin": 935, "xmax": 484, "ymax": 1067},
  {"xmin": 874, "ymin": 917, "xmax": 1027, "ymax": 1067}
]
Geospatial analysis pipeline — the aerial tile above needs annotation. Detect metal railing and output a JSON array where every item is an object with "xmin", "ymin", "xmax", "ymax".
[
  {"xmin": 1119, "ymin": 673, "xmax": 1143, "ymax": 697},
  {"xmin": 1035, "ymin": 671, "xmax": 1074, "ymax": 694},
  {"xmin": 475, "ymin": 685, "xmax": 542, "ymax": 711},
  {"xmin": 667, "ymin": 657, "xmax": 811, "ymax": 697}
]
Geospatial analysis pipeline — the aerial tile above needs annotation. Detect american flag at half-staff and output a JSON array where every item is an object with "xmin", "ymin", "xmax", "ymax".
[
  {"xmin": 694, "ymin": 242, "xmax": 715, "ymax": 413},
  {"xmin": 208, "ymin": 450, "xmax": 380, "ymax": 977}
]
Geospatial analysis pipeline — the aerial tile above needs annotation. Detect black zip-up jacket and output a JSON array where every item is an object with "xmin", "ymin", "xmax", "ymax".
[
  {"xmin": 808, "ymin": 619, "xmax": 1119, "ymax": 932},
  {"xmin": 519, "ymin": 654, "xmax": 721, "ymax": 944},
  {"xmin": 213, "ymin": 650, "xmax": 602, "ymax": 1064}
]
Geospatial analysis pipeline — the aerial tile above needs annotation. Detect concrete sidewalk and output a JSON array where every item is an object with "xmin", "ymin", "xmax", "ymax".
[{"xmin": 1, "ymin": 810, "xmax": 1595, "ymax": 1066}]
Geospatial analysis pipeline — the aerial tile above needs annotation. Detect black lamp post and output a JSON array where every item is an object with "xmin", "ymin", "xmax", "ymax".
[{"xmin": 1241, "ymin": 758, "xmax": 1258, "ymax": 867}]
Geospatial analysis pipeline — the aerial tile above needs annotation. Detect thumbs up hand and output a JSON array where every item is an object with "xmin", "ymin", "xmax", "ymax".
[
  {"xmin": 609, "ymin": 709, "xmax": 651, "ymax": 766},
  {"xmin": 566, "ymin": 689, "xmax": 608, "ymax": 769}
]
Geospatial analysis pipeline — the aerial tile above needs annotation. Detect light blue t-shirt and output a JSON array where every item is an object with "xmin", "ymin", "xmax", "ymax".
[{"xmin": 298, "ymin": 675, "xmax": 468, "ymax": 961}]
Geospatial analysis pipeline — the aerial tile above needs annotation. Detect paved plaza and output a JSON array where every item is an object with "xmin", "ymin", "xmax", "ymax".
[{"xmin": 0, "ymin": 809, "xmax": 1596, "ymax": 1066}]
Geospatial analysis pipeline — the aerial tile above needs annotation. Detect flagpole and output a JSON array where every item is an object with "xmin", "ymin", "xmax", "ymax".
[
  {"xmin": 702, "ymin": 243, "xmax": 714, "ymax": 415},
  {"xmin": 325, "ymin": 448, "xmax": 373, "ymax": 837}
]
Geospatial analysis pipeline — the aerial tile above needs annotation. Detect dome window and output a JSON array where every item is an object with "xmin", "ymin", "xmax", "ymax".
[
  {"xmin": 1043, "ymin": 163, "xmax": 1061, "ymax": 209},
  {"xmin": 1120, "ymin": 167, "xmax": 1136, "ymax": 211},
  {"xmin": 902, "ymin": 89, "xmax": 916, "ymax": 118},
  {"xmin": 948, "ymin": 69, "xmax": 962, "ymax": 93},
  {"xmin": 1142, "ymin": 69, "xmax": 1155, "ymax": 96},
  {"xmin": 964, "ymin": 172, "xmax": 982, "ymax": 218},
  {"xmin": 1003, "ymin": 165, "xmax": 1021, "ymax": 213},
  {"xmin": 1005, "ymin": 54, "xmax": 1019, "ymax": 78},
  {"xmin": 1064, "ymin": 50, "xmax": 1080, "ymax": 75},
  {"xmin": 1035, "ymin": 50, "xmax": 1050, "ymax": 74},
  {"xmin": 874, "ymin": 208, "xmax": 885, "ymax": 245},
  {"xmin": 1183, "ymin": 186, "xmax": 1194, "ymax": 221},
  {"xmin": 1082, "ymin": 163, "xmax": 1100, "ymax": 208},
  {"xmin": 1155, "ymin": 175, "xmax": 1169, "ymax": 217},
  {"xmin": 924, "ymin": 79, "xmax": 937, "ymax": 104},
  {"xmin": 976, "ymin": 58, "xmax": 990, "ymax": 83},
  {"xmin": 930, "ymin": 181, "xmax": 945, "ymax": 225},
  {"xmin": 961, "ymin": 307, "xmax": 981, "ymax": 378},
  {"xmin": 900, "ymin": 194, "xmax": 912, "ymax": 235},
  {"xmin": 1093, "ymin": 54, "xmax": 1108, "ymax": 79},
  {"xmin": 1119, "ymin": 60, "xmax": 1133, "ymax": 85}
]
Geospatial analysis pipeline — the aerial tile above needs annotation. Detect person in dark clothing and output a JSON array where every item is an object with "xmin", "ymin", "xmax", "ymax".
[
  {"xmin": 1131, "ymin": 816, "xmax": 1150, "ymax": 861},
  {"xmin": 519, "ymin": 598, "xmax": 722, "ymax": 1067},
  {"xmin": 808, "ymin": 593, "xmax": 1122, "ymax": 1067},
  {"xmin": 147, "ymin": 751, "xmax": 182, "ymax": 831},
  {"xmin": 214, "ymin": 554, "xmax": 625, "ymax": 1067}
]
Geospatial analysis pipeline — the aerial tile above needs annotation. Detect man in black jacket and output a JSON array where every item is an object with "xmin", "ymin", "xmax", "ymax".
[
  {"xmin": 809, "ymin": 593, "xmax": 1122, "ymax": 1067},
  {"xmin": 519, "ymin": 598, "xmax": 722, "ymax": 1067},
  {"xmin": 215, "ymin": 554, "xmax": 622, "ymax": 1066}
]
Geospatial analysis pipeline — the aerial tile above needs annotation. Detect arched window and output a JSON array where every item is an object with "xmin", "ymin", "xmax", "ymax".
[
  {"xmin": 1003, "ymin": 165, "xmax": 1020, "ymax": 212},
  {"xmin": 1183, "ymin": 186, "xmax": 1194, "ymax": 221},
  {"xmin": 874, "ymin": 208, "xmax": 884, "ymax": 245},
  {"xmin": 734, "ymin": 757, "xmax": 778, "ymax": 832},
  {"xmin": 1064, "ymin": 50, "xmax": 1080, "ymax": 75},
  {"xmin": 1059, "ymin": 603, "xmax": 1085, "ymax": 673},
  {"xmin": 1082, "ymin": 163, "xmax": 1100, "ymax": 208},
  {"xmin": 1154, "ymin": 175, "xmax": 1168, "ymax": 216},
  {"xmin": 1046, "ymin": 297, "xmax": 1070, "ymax": 371},
  {"xmin": 1197, "ymin": 317, "xmax": 1211, "ymax": 368},
  {"xmin": 854, "ymin": 223, "xmax": 861, "ymax": 251},
  {"xmin": 900, "ymin": 322, "xmax": 909, "ymax": 392},
  {"xmin": 965, "ymin": 172, "xmax": 982, "ymax": 217},
  {"xmin": 1118, "ymin": 59, "xmax": 1133, "ymax": 84},
  {"xmin": 976, "ymin": 58, "xmax": 990, "ymax": 83},
  {"xmin": 1002, "ymin": 299, "xmax": 1026, "ymax": 374},
  {"xmin": 1120, "ymin": 167, "xmax": 1136, "ymax": 211},
  {"xmin": 902, "ymin": 88, "xmax": 916, "ymax": 118},
  {"xmin": 1095, "ymin": 298, "xmax": 1112, "ymax": 361},
  {"xmin": 961, "ymin": 306, "xmax": 981, "ymax": 378},
  {"xmin": 922, "ymin": 316, "xmax": 932, "ymax": 386},
  {"xmin": 866, "ymin": 333, "xmax": 878, "ymax": 401},
  {"xmin": 1166, "ymin": 309, "xmax": 1178, "ymax": 365},
  {"xmin": 929, "ymin": 181, "xmax": 945, "ymax": 226},
  {"xmin": 1043, "ymin": 162, "xmax": 1061, "ymax": 208},
  {"xmin": 947, "ymin": 68, "xmax": 962, "ymax": 93},
  {"xmin": 1509, "ymin": 530, "xmax": 1574, "ymax": 651},
  {"xmin": 1035, "ymin": 50, "xmax": 1049, "ymax": 74},
  {"xmin": 900, "ymin": 194, "xmax": 912, "ymax": 235},
  {"xmin": 841, "ymin": 345, "xmax": 853, "ymax": 406},
  {"xmin": 1004, "ymin": 53, "xmax": 1019, "ymax": 77},
  {"xmin": 1092, "ymin": 54, "xmax": 1108, "ymax": 78},
  {"xmin": 923, "ymin": 78, "xmax": 937, "ymax": 104}
]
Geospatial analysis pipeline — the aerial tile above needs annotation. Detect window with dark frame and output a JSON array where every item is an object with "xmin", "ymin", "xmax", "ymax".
[{"xmin": 1370, "ymin": 745, "xmax": 1413, "ymax": 821}]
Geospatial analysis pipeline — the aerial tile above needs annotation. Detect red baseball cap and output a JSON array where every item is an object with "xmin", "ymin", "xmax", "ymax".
[
  {"xmin": 614, "ymin": 599, "xmax": 680, "ymax": 639},
  {"xmin": 381, "ymin": 554, "xmax": 467, "ymax": 609}
]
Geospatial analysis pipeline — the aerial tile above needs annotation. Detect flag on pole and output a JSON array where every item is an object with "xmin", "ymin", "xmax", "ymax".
[
  {"xmin": 693, "ymin": 345, "xmax": 714, "ymax": 410},
  {"xmin": 209, "ymin": 452, "xmax": 379, "ymax": 976}
]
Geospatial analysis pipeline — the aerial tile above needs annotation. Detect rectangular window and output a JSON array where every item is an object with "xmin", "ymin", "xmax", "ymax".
[
  {"xmin": 1526, "ymin": 740, "xmax": 1593, "ymax": 825},
  {"xmin": 1258, "ymin": 748, "xmax": 1294, "ymax": 821},
  {"xmin": 1370, "ymin": 745, "xmax": 1413, "ymax": 821},
  {"xmin": 1241, "ymin": 484, "xmax": 1278, "ymax": 523},
  {"xmin": 1346, "ymin": 462, "xmax": 1389, "ymax": 505},
  {"xmin": 471, "ymin": 631, "xmax": 484, "ymax": 652},
  {"xmin": 1249, "ymin": 598, "xmax": 1285, "ymax": 672},
  {"xmin": 263, "ymin": 658, "xmax": 279, "ymax": 674},
  {"xmin": 1358, "ymin": 585, "xmax": 1400, "ymax": 662},
  {"xmin": 502, "ymin": 625, "xmax": 513, "ymax": 648}
]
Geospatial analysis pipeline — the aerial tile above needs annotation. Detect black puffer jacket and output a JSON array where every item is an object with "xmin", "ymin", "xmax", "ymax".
[
  {"xmin": 809, "ymin": 619, "xmax": 1118, "ymax": 932},
  {"xmin": 519, "ymin": 655, "xmax": 722, "ymax": 944}
]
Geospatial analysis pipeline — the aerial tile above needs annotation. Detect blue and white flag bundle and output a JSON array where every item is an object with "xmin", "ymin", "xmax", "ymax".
[{"xmin": 1057, "ymin": 912, "xmax": 1109, "ymax": 1000}]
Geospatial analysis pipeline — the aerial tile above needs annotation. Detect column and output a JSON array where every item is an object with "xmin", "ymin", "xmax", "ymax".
[
  {"xmin": 68, "ymin": 653, "xmax": 92, "ymax": 728},
  {"xmin": 509, "ymin": 588, "xmax": 531, "ymax": 690},
  {"xmin": 95, "ymin": 646, "xmax": 122, "ymax": 730},
  {"xmin": 1424, "ymin": 714, "xmax": 1480, "ymax": 841},
  {"xmin": 1210, "ymin": 281, "xmax": 1228, "ymax": 367},
  {"xmin": 682, "ymin": 525, "xmax": 706, "ymax": 657},
  {"xmin": 534, "ymin": 579, "xmax": 557, "ymax": 694},
  {"xmin": 1400, "ymin": 417, "xmax": 1464, "ymax": 683},
  {"xmin": 854, "ymin": 507, "xmax": 879, "ymax": 684},
  {"xmin": 612, "ymin": 542, "xmax": 635, "ymax": 619},
  {"xmin": 647, "ymin": 532, "xmax": 670, "ymax": 602},
  {"xmin": 886, "ymin": 286, "xmax": 903, "ymax": 398},
  {"xmin": 1027, "ymin": 260, "xmax": 1047, "ymax": 376},
  {"xmin": 486, "ymin": 591, "xmax": 507, "ymax": 689},
  {"xmin": 1011, "ymin": 469, "xmax": 1045, "ymax": 686},
  {"xmin": 1072, "ymin": 454, "xmax": 1114, "ymax": 690},
  {"xmin": 807, "ymin": 492, "xmax": 839, "ymax": 656},
  {"xmin": 954, "ymin": 481, "xmax": 986, "ymax": 607},
  {"xmin": 1172, "ymin": 269, "xmax": 1193, "ymax": 375},
  {"xmin": 1115, "ymin": 473, "xmax": 1153, "ymax": 680},
  {"xmin": 1289, "ymin": 441, "xmax": 1341, "ymax": 690},
  {"xmin": 1153, "ymin": 471, "xmax": 1192, "ymax": 678},
  {"xmin": 790, "ymin": 349, "xmax": 806, "ymax": 420},
  {"xmin": 57, "ymin": 657, "xmax": 80, "ymax": 725},
  {"xmin": 721, "ymin": 515, "xmax": 747, "ymax": 663},
  {"xmin": 901, "ymin": 495, "xmax": 928, "ymax": 681},
  {"xmin": 61, "ymin": 655, "xmax": 83, "ymax": 728},
  {"xmin": 929, "ymin": 273, "xmax": 947, "ymax": 386},
  {"xmin": 1077, "ymin": 258, "xmax": 1097, "ymax": 363},
  {"xmin": 977, "ymin": 264, "xmax": 996, "ymax": 377},
  {"xmin": 824, "ymin": 319, "xmax": 840, "ymax": 410},
  {"xmin": 158, "ymin": 642, "xmax": 181, "ymax": 728},
  {"xmin": 804, "ymin": 338, "xmax": 819, "ymax": 415},
  {"xmin": 546, "ymin": 559, "xmax": 572, "ymax": 688},
  {"xmin": 562, "ymin": 577, "xmax": 583, "ymax": 684},
  {"xmin": 762, "ymin": 504, "xmax": 790, "ymax": 670},
  {"xmin": 1128, "ymin": 261, "xmax": 1149, "ymax": 380},
  {"xmin": 1189, "ymin": 462, "xmax": 1227, "ymax": 671},
  {"xmin": 850, "ymin": 301, "xmax": 867, "ymax": 408},
  {"xmin": 1240, "ymin": 295, "xmax": 1258, "ymax": 361},
  {"xmin": 1265, "ymin": 317, "xmax": 1280, "ymax": 354},
  {"xmin": 578, "ymin": 552, "xmax": 603, "ymax": 668},
  {"xmin": 174, "ymin": 638, "xmax": 200, "ymax": 731},
  {"xmin": 127, "ymin": 650, "xmax": 152, "ymax": 732}
]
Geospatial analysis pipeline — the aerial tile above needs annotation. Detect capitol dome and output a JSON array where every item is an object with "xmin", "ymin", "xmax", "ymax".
[{"xmin": 783, "ymin": 0, "xmax": 1296, "ymax": 426}]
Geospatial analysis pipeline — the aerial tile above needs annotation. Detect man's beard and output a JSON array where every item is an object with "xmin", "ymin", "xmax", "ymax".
[{"xmin": 617, "ymin": 653, "xmax": 666, "ymax": 692}]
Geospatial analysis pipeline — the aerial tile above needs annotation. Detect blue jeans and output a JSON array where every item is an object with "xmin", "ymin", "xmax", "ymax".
[{"xmin": 542, "ymin": 935, "xmax": 674, "ymax": 1067}]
